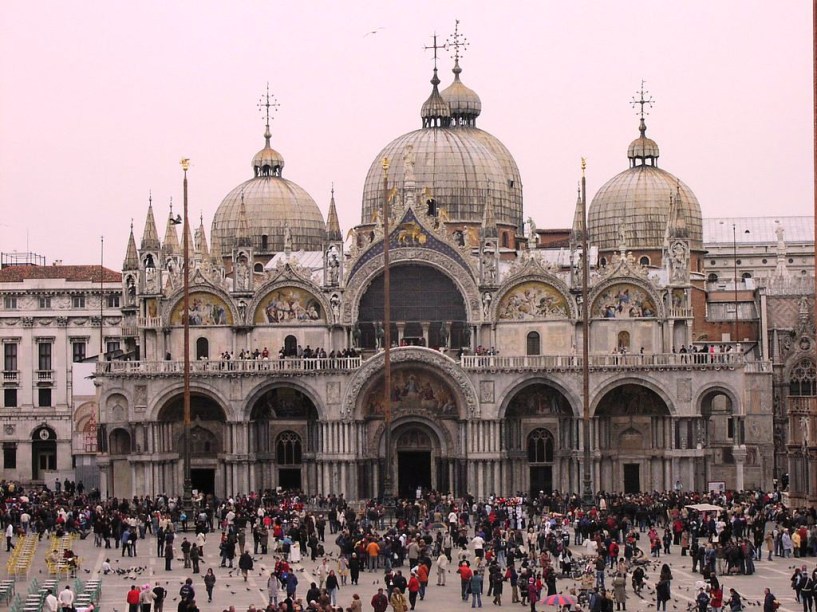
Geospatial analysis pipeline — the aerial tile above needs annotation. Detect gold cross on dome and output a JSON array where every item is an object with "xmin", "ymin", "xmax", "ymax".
[
  {"xmin": 630, "ymin": 80, "xmax": 654, "ymax": 119},
  {"xmin": 447, "ymin": 19, "xmax": 468, "ymax": 63},
  {"xmin": 258, "ymin": 82, "xmax": 280, "ymax": 127},
  {"xmin": 424, "ymin": 33, "xmax": 447, "ymax": 70}
]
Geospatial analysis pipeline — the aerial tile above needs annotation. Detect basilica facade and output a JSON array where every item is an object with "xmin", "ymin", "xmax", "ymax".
[{"xmin": 94, "ymin": 49, "xmax": 776, "ymax": 501}]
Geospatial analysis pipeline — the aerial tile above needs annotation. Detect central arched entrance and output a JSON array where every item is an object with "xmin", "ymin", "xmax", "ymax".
[{"xmin": 395, "ymin": 426, "xmax": 434, "ymax": 497}]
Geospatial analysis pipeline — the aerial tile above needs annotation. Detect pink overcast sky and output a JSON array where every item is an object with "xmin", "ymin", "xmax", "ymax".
[{"xmin": 0, "ymin": 2, "xmax": 812, "ymax": 266}]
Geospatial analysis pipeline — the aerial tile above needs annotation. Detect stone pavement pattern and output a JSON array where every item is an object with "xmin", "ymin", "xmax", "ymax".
[{"xmin": 4, "ymin": 528, "xmax": 809, "ymax": 612}]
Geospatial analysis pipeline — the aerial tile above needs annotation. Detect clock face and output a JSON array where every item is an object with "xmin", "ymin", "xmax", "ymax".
[{"xmin": 38, "ymin": 429, "xmax": 50, "ymax": 440}]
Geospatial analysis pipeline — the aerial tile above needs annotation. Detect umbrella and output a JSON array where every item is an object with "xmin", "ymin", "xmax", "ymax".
[
  {"xmin": 685, "ymin": 503, "xmax": 722, "ymax": 512},
  {"xmin": 542, "ymin": 593, "xmax": 578, "ymax": 606}
]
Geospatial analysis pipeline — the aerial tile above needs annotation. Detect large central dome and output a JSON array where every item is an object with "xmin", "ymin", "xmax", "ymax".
[
  {"xmin": 211, "ymin": 125, "xmax": 326, "ymax": 255},
  {"xmin": 361, "ymin": 62, "xmax": 522, "ymax": 228},
  {"xmin": 588, "ymin": 118, "xmax": 703, "ymax": 251}
]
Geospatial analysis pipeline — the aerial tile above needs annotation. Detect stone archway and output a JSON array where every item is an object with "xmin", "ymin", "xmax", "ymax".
[
  {"xmin": 594, "ymin": 383, "xmax": 673, "ymax": 492},
  {"xmin": 155, "ymin": 392, "xmax": 227, "ymax": 497},
  {"xmin": 503, "ymin": 382, "xmax": 573, "ymax": 494},
  {"xmin": 248, "ymin": 386, "xmax": 320, "ymax": 493},
  {"xmin": 384, "ymin": 420, "xmax": 445, "ymax": 498}
]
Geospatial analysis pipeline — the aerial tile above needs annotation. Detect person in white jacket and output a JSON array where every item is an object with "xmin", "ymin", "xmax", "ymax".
[{"xmin": 57, "ymin": 586, "xmax": 74, "ymax": 612}]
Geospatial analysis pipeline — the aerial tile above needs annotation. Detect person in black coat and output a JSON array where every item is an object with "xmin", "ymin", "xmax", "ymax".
[
  {"xmin": 238, "ymin": 550, "xmax": 253, "ymax": 581},
  {"xmin": 349, "ymin": 553, "xmax": 361, "ymax": 585}
]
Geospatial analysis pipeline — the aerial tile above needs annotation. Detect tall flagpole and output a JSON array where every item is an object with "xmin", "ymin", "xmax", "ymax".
[
  {"xmin": 381, "ymin": 157, "xmax": 394, "ymax": 506},
  {"xmin": 580, "ymin": 158, "xmax": 593, "ymax": 508},
  {"xmin": 181, "ymin": 158, "xmax": 193, "ymax": 509}
]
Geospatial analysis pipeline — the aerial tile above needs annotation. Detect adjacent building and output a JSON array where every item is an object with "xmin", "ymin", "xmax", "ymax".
[{"xmin": 0, "ymin": 254, "xmax": 121, "ymax": 488}]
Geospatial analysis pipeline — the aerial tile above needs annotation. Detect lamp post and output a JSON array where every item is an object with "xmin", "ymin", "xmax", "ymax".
[
  {"xmin": 579, "ymin": 159, "xmax": 593, "ymax": 508},
  {"xmin": 381, "ymin": 157, "xmax": 394, "ymax": 508},
  {"xmin": 180, "ymin": 158, "xmax": 193, "ymax": 510}
]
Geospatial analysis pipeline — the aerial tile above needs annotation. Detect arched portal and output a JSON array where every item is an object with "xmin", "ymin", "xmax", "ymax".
[
  {"xmin": 157, "ymin": 393, "xmax": 227, "ymax": 495},
  {"xmin": 248, "ymin": 387, "xmax": 319, "ymax": 493},
  {"xmin": 527, "ymin": 428, "xmax": 555, "ymax": 495},
  {"xmin": 595, "ymin": 384, "xmax": 672, "ymax": 493},
  {"xmin": 504, "ymin": 382, "xmax": 573, "ymax": 494},
  {"xmin": 383, "ymin": 421, "xmax": 443, "ymax": 497},
  {"xmin": 699, "ymin": 387, "xmax": 738, "ymax": 452},
  {"xmin": 357, "ymin": 264, "xmax": 468, "ymax": 349}
]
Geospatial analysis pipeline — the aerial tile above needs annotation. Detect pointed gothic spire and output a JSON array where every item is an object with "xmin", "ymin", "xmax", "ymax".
[
  {"xmin": 570, "ymin": 183, "xmax": 585, "ymax": 244},
  {"xmin": 235, "ymin": 194, "xmax": 252, "ymax": 248},
  {"xmin": 210, "ymin": 224, "xmax": 223, "ymax": 263},
  {"xmin": 123, "ymin": 221, "xmax": 139, "ymax": 271},
  {"xmin": 162, "ymin": 202, "xmax": 181, "ymax": 256},
  {"xmin": 481, "ymin": 194, "xmax": 498, "ymax": 239},
  {"xmin": 140, "ymin": 195, "xmax": 161, "ymax": 251},
  {"xmin": 665, "ymin": 185, "xmax": 688, "ymax": 241},
  {"xmin": 325, "ymin": 187, "xmax": 342, "ymax": 241},
  {"xmin": 195, "ymin": 215, "xmax": 210, "ymax": 258}
]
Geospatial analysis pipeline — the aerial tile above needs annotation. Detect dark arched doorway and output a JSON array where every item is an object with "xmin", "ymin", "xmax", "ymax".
[
  {"xmin": 504, "ymin": 383, "xmax": 573, "ymax": 494},
  {"xmin": 157, "ymin": 393, "xmax": 227, "ymax": 495},
  {"xmin": 357, "ymin": 264, "xmax": 468, "ymax": 349},
  {"xmin": 595, "ymin": 384, "xmax": 672, "ymax": 493},
  {"xmin": 31, "ymin": 426, "xmax": 56, "ymax": 481},
  {"xmin": 395, "ymin": 427, "xmax": 433, "ymax": 497},
  {"xmin": 249, "ymin": 387, "xmax": 319, "ymax": 492},
  {"xmin": 527, "ymin": 428, "xmax": 555, "ymax": 495}
]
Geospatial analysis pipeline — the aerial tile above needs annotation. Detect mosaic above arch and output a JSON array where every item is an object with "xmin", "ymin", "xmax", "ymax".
[
  {"xmin": 592, "ymin": 283, "xmax": 657, "ymax": 319},
  {"xmin": 170, "ymin": 292, "xmax": 233, "ymax": 326},
  {"xmin": 363, "ymin": 368, "xmax": 458, "ymax": 418},
  {"xmin": 254, "ymin": 287, "xmax": 323, "ymax": 324},
  {"xmin": 497, "ymin": 281, "xmax": 569, "ymax": 320}
]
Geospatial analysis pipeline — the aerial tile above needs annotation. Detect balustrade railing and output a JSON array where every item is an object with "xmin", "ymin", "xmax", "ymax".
[
  {"xmin": 98, "ymin": 356, "xmax": 363, "ymax": 376},
  {"xmin": 460, "ymin": 352, "xmax": 749, "ymax": 370}
]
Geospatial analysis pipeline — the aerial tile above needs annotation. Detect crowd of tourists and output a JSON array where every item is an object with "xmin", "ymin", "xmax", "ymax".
[{"xmin": 0, "ymin": 481, "xmax": 802, "ymax": 612}]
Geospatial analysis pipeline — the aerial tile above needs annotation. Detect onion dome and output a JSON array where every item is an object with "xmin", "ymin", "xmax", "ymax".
[
  {"xmin": 421, "ymin": 68, "xmax": 451, "ymax": 127},
  {"xmin": 588, "ymin": 119, "xmax": 702, "ymax": 252},
  {"xmin": 252, "ymin": 123, "xmax": 286, "ymax": 177},
  {"xmin": 361, "ymin": 63, "xmax": 522, "ymax": 228},
  {"xmin": 440, "ymin": 59, "xmax": 482, "ymax": 125},
  {"xmin": 211, "ymin": 124, "xmax": 325, "ymax": 256},
  {"xmin": 627, "ymin": 118, "xmax": 660, "ymax": 165}
]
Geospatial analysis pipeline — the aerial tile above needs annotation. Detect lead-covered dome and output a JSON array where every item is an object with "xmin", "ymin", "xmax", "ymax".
[
  {"xmin": 361, "ymin": 63, "xmax": 522, "ymax": 228},
  {"xmin": 211, "ymin": 128, "xmax": 326, "ymax": 255},
  {"xmin": 588, "ymin": 119, "xmax": 702, "ymax": 251}
]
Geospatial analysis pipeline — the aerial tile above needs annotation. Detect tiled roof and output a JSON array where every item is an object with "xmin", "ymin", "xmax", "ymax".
[{"xmin": 0, "ymin": 265, "xmax": 122, "ymax": 283}]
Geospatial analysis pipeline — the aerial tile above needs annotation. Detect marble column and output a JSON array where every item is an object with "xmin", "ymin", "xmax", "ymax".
[{"xmin": 733, "ymin": 446, "xmax": 747, "ymax": 491}]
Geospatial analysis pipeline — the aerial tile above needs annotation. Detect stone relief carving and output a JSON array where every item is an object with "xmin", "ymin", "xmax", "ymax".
[
  {"xmin": 326, "ymin": 381, "xmax": 340, "ymax": 405},
  {"xmin": 479, "ymin": 380, "xmax": 495, "ymax": 404}
]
